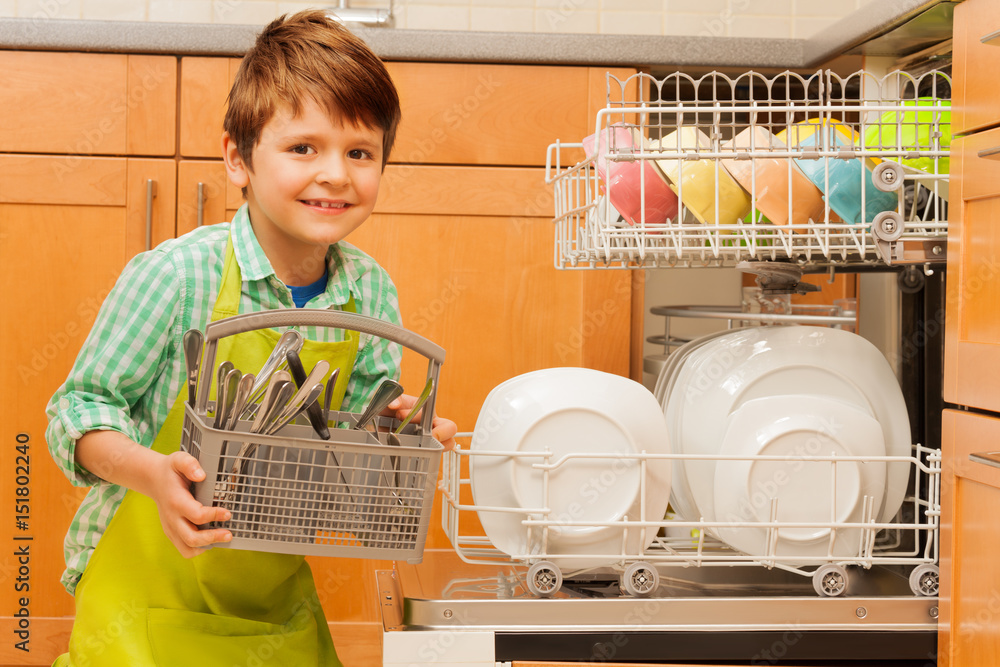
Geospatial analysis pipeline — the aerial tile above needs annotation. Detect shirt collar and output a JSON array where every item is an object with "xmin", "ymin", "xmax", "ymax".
[
  {"xmin": 230, "ymin": 204, "xmax": 275, "ymax": 282},
  {"xmin": 230, "ymin": 203, "xmax": 363, "ymax": 309}
]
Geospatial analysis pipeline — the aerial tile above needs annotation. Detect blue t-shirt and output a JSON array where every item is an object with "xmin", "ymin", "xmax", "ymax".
[{"xmin": 287, "ymin": 268, "xmax": 329, "ymax": 308}]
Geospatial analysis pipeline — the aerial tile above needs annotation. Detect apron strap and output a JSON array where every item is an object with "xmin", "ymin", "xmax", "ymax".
[{"xmin": 212, "ymin": 234, "xmax": 356, "ymax": 321}]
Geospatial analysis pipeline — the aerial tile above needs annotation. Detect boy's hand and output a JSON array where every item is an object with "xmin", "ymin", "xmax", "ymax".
[
  {"xmin": 385, "ymin": 395, "xmax": 457, "ymax": 451},
  {"xmin": 149, "ymin": 451, "xmax": 233, "ymax": 558}
]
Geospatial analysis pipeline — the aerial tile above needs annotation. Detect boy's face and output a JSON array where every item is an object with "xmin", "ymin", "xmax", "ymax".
[{"xmin": 223, "ymin": 97, "xmax": 384, "ymax": 279}]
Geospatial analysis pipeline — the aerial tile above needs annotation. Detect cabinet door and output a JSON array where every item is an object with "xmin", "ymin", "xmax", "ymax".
[
  {"xmin": 177, "ymin": 160, "xmax": 239, "ymax": 234},
  {"xmin": 944, "ymin": 130, "xmax": 1000, "ymax": 411},
  {"xmin": 179, "ymin": 57, "xmax": 241, "ymax": 159},
  {"xmin": 0, "ymin": 52, "xmax": 176, "ymax": 156},
  {"xmin": 940, "ymin": 409, "xmax": 1000, "ymax": 666},
  {"xmin": 0, "ymin": 155, "xmax": 175, "ymax": 666},
  {"xmin": 952, "ymin": 0, "xmax": 1000, "ymax": 135}
]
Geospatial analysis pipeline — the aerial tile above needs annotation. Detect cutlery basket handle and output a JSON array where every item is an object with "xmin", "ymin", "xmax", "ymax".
[{"xmin": 196, "ymin": 310, "xmax": 445, "ymax": 433}]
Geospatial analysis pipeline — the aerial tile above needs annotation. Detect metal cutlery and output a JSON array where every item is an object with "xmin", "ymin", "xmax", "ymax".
[
  {"xmin": 182, "ymin": 329, "xmax": 203, "ymax": 406},
  {"xmin": 353, "ymin": 379, "xmax": 404, "ymax": 439},
  {"xmin": 323, "ymin": 368, "xmax": 340, "ymax": 435},
  {"xmin": 386, "ymin": 377, "xmax": 434, "ymax": 448},
  {"xmin": 266, "ymin": 359, "xmax": 330, "ymax": 435},
  {"xmin": 213, "ymin": 367, "xmax": 241, "ymax": 430},
  {"xmin": 286, "ymin": 350, "xmax": 332, "ymax": 440},
  {"xmin": 212, "ymin": 361, "xmax": 235, "ymax": 428},
  {"xmin": 384, "ymin": 377, "xmax": 435, "ymax": 494},
  {"xmin": 241, "ymin": 330, "xmax": 303, "ymax": 418},
  {"xmin": 225, "ymin": 372, "xmax": 255, "ymax": 431},
  {"xmin": 265, "ymin": 382, "xmax": 324, "ymax": 436}
]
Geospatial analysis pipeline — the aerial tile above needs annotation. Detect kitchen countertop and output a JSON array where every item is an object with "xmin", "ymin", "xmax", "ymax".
[{"xmin": 0, "ymin": 0, "xmax": 953, "ymax": 69}]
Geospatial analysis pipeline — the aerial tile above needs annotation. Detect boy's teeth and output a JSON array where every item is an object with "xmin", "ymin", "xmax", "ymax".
[{"xmin": 305, "ymin": 200, "xmax": 345, "ymax": 208}]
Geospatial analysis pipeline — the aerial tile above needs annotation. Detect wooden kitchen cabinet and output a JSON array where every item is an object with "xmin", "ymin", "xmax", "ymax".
[
  {"xmin": 941, "ymin": 0, "xmax": 1000, "ymax": 662},
  {"xmin": 0, "ymin": 52, "xmax": 176, "ymax": 156},
  {"xmin": 939, "ymin": 410, "xmax": 1000, "ymax": 667},
  {"xmin": 951, "ymin": 0, "xmax": 1000, "ymax": 136},
  {"xmin": 179, "ymin": 56, "xmax": 241, "ymax": 158},
  {"xmin": 0, "ymin": 155, "xmax": 176, "ymax": 666},
  {"xmin": 943, "ymin": 129, "xmax": 1000, "ymax": 413}
]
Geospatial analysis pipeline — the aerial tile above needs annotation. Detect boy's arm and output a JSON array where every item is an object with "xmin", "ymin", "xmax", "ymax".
[
  {"xmin": 75, "ymin": 430, "xmax": 232, "ymax": 556},
  {"xmin": 47, "ymin": 248, "xmax": 230, "ymax": 555}
]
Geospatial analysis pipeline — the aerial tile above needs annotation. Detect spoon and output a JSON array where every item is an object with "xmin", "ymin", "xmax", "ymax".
[
  {"xmin": 386, "ymin": 377, "xmax": 435, "ymax": 447},
  {"xmin": 353, "ymin": 379, "xmax": 404, "ymax": 440},
  {"xmin": 182, "ymin": 329, "xmax": 203, "ymax": 406},
  {"xmin": 225, "ymin": 372, "xmax": 255, "ymax": 431},
  {"xmin": 212, "ymin": 362, "xmax": 235, "ymax": 428},
  {"xmin": 214, "ymin": 367, "xmax": 241, "ymax": 429},
  {"xmin": 385, "ymin": 378, "xmax": 435, "ymax": 489},
  {"xmin": 242, "ymin": 330, "xmax": 302, "ymax": 417}
]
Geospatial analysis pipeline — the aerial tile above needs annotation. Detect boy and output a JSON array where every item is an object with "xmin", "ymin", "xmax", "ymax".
[{"xmin": 46, "ymin": 11, "xmax": 455, "ymax": 665}]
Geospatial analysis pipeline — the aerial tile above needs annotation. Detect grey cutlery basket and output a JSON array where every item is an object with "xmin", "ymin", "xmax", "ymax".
[{"xmin": 180, "ymin": 309, "xmax": 445, "ymax": 564}]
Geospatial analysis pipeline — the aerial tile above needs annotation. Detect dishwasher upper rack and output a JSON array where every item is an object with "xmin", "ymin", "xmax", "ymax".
[
  {"xmin": 546, "ymin": 68, "xmax": 951, "ymax": 270},
  {"xmin": 439, "ymin": 443, "xmax": 940, "ymax": 599}
]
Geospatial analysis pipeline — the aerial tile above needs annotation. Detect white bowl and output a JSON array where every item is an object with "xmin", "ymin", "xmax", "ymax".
[
  {"xmin": 712, "ymin": 394, "xmax": 887, "ymax": 563},
  {"xmin": 470, "ymin": 368, "xmax": 672, "ymax": 568}
]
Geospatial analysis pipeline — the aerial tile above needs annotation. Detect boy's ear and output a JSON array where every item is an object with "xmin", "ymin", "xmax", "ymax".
[{"xmin": 222, "ymin": 132, "xmax": 251, "ymax": 189}]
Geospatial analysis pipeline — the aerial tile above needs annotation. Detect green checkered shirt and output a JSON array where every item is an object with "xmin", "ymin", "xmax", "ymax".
[{"xmin": 46, "ymin": 204, "xmax": 401, "ymax": 594}]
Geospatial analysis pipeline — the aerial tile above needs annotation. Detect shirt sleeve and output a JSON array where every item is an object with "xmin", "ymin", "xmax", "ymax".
[
  {"xmin": 46, "ymin": 249, "xmax": 181, "ymax": 487},
  {"xmin": 343, "ymin": 264, "xmax": 403, "ymax": 414}
]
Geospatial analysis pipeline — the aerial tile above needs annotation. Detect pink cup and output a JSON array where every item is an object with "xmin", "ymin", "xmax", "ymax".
[{"xmin": 583, "ymin": 123, "xmax": 679, "ymax": 226}]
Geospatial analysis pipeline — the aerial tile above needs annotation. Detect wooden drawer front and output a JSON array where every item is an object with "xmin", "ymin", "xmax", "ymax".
[
  {"xmin": 953, "ymin": 0, "xmax": 1000, "ymax": 135},
  {"xmin": 387, "ymin": 63, "xmax": 634, "ymax": 167},
  {"xmin": 0, "ymin": 52, "xmax": 176, "ymax": 156},
  {"xmin": 940, "ymin": 410, "xmax": 1000, "ymax": 667},
  {"xmin": 944, "ymin": 132, "xmax": 1000, "ymax": 410}
]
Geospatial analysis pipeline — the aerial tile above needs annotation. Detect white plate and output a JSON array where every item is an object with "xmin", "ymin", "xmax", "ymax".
[
  {"xmin": 470, "ymin": 368, "xmax": 672, "ymax": 568},
  {"xmin": 670, "ymin": 326, "xmax": 910, "ymax": 526},
  {"xmin": 712, "ymin": 394, "xmax": 887, "ymax": 563},
  {"xmin": 655, "ymin": 329, "xmax": 738, "ymax": 522}
]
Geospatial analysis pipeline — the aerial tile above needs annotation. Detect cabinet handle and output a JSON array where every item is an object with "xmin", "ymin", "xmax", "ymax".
[
  {"xmin": 982, "ymin": 28, "xmax": 1000, "ymax": 46},
  {"xmin": 145, "ymin": 179, "xmax": 158, "ymax": 251},
  {"xmin": 977, "ymin": 147, "xmax": 1000, "ymax": 160},
  {"xmin": 970, "ymin": 452, "xmax": 1000, "ymax": 469},
  {"xmin": 197, "ymin": 182, "xmax": 206, "ymax": 227}
]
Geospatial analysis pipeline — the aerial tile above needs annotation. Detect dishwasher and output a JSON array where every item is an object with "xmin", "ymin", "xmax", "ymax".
[{"xmin": 380, "ymin": 67, "xmax": 949, "ymax": 666}]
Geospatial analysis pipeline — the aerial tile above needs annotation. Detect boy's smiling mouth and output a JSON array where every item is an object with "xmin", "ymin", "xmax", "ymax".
[{"xmin": 300, "ymin": 199, "xmax": 349, "ymax": 209}]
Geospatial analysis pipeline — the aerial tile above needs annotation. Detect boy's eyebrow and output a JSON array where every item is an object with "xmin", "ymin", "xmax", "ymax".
[{"xmin": 281, "ymin": 132, "xmax": 382, "ymax": 151}]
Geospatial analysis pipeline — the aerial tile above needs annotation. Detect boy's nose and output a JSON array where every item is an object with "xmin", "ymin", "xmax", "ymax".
[{"xmin": 315, "ymin": 157, "xmax": 350, "ymax": 187}]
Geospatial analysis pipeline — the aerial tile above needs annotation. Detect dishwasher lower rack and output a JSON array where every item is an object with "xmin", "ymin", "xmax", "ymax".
[
  {"xmin": 439, "ymin": 443, "xmax": 940, "ymax": 600},
  {"xmin": 546, "ymin": 69, "xmax": 951, "ymax": 269}
]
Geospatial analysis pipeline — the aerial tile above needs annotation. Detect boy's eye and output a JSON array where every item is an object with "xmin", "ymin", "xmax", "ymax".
[
  {"xmin": 348, "ymin": 149, "xmax": 373, "ymax": 160},
  {"xmin": 290, "ymin": 145, "xmax": 314, "ymax": 155}
]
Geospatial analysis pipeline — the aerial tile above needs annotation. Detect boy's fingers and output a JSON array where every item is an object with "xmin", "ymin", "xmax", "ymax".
[{"xmin": 170, "ymin": 451, "xmax": 206, "ymax": 482}]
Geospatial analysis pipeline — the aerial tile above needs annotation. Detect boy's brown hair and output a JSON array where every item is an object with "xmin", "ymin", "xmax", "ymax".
[{"xmin": 224, "ymin": 10, "xmax": 401, "ymax": 170}]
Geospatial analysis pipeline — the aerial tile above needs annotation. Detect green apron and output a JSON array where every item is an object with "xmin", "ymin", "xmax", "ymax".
[{"xmin": 55, "ymin": 236, "xmax": 358, "ymax": 666}]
